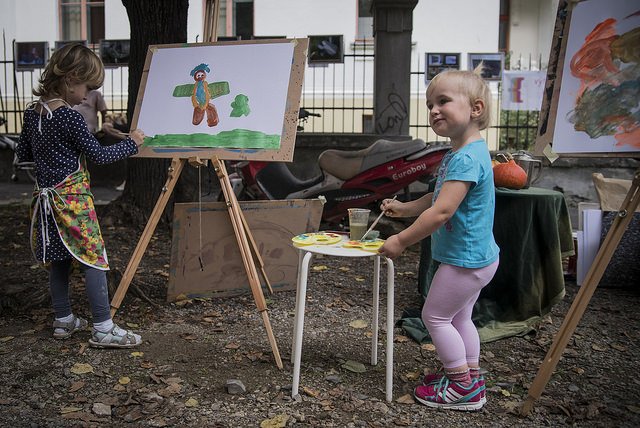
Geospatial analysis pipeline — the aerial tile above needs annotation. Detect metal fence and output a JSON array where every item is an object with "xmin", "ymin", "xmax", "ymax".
[
  {"xmin": 0, "ymin": 37, "xmax": 540, "ymax": 151},
  {"xmin": 299, "ymin": 45, "xmax": 542, "ymax": 151},
  {"xmin": 0, "ymin": 37, "xmax": 128, "ymax": 135},
  {"xmin": 298, "ymin": 41, "xmax": 374, "ymax": 134},
  {"xmin": 409, "ymin": 54, "xmax": 541, "ymax": 151}
]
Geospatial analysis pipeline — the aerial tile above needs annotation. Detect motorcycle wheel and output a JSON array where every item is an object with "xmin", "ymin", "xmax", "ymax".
[{"xmin": 11, "ymin": 167, "xmax": 36, "ymax": 183}]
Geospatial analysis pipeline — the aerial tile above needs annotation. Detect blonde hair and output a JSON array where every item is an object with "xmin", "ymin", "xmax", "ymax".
[
  {"xmin": 33, "ymin": 43, "xmax": 104, "ymax": 98},
  {"xmin": 426, "ymin": 69, "xmax": 492, "ymax": 130}
]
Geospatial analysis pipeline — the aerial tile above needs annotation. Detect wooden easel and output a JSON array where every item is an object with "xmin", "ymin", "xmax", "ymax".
[
  {"xmin": 521, "ymin": 169, "xmax": 640, "ymax": 415},
  {"xmin": 525, "ymin": 0, "xmax": 640, "ymax": 413},
  {"xmin": 109, "ymin": 0, "xmax": 283, "ymax": 369},
  {"xmin": 109, "ymin": 156, "xmax": 281, "ymax": 369}
]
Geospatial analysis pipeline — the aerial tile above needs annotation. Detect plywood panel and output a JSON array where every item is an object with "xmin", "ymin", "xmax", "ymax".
[{"xmin": 168, "ymin": 199, "xmax": 323, "ymax": 300}]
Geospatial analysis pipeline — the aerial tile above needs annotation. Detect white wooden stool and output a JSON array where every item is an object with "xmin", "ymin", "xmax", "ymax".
[{"xmin": 291, "ymin": 234, "xmax": 395, "ymax": 402}]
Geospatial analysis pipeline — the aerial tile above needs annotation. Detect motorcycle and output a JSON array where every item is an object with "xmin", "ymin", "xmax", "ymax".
[
  {"xmin": 0, "ymin": 117, "xmax": 36, "ymax": 183},
  {"xmin": 297, "ymin": 108, "xmax": 321, "ymax": 132},
  {"xmin": 226, "ymin": 138, "xmax": 450, "ymax": 224}
]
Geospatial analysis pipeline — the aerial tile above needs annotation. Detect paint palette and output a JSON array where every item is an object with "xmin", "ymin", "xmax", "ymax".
[
  {"xmin": 343, "ymin": 239, "xmax": 385, "ymax": 252},
  {"xmin": 292, "ymin": 232, "xmax": 343, "ymax": 246}
]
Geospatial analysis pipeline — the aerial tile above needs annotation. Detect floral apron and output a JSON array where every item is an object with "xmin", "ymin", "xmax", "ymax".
[{"xmin": 30, "ymin": 158, "xmax": 109, "ymax": 270}]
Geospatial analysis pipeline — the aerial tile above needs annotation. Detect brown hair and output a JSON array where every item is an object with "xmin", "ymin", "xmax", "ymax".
[
  {"xmin": 33, "ymin": 43, "xmax": 104, "ymax": 98},
  {"xmin": 426, "ymin": 69, "xmax": 492, "ymax": 130}
]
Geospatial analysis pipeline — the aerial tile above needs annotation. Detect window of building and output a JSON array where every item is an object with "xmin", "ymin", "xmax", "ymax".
[
  {"xmin": 217, "ymin": 0, "xmax": 254, "ymax": 40},
  {"xmin": 217, "ymin": 1, "xmax": 228, "ymax": 38},
  {"xmin": 357, "ymin": 0, "xmax": 373, "ymax": 40},
  {"xmin": 235, "ymin": 1, "xmax": 254, "ymax": 40},
  {"xmin": 59, "ymin": 0, "xmax": 105, "ymax": 45}
]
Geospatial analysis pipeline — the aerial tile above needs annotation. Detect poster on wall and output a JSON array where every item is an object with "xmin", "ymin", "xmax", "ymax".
[
  {"xmin": 132, "ymin": 38, "xmax": 308, "ymax": 162},
  {"xmin": 14, "ymin": 41, "xmax": 49, "ymax": 70},
  {"xmin": 501, "ymin": 70, "xmax": 547, "ymax": 111},
  {"xmin": 99, "ymin": 39, "xmax": 130, "ymax": 66},
  {"xmin": 467, "ymin": 53, "xmax": 504, "ymax": 81},
  {"xmin": 308, "ymin": 35, "xmax": 344, "ymax": 64},
  {"xmin": 539, "ymin": 0, "xmax": 640, "ymax": 155},
  {"xmin": 425, "ymin": 53, "xmax": 460, "ymax": 83}
]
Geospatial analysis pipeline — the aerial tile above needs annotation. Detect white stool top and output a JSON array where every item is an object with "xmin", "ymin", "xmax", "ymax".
[{"xmin": 293, "ymin": 232, "xmax": 384, "ymax": 258}]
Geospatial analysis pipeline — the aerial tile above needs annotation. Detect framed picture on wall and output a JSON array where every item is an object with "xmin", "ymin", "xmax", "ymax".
[
  {"xmin": 54, "ymin": 40, "xmax": 88, "ymax": 50},
  {"xmin": 467, "ymin": 52, "xmax": 504, "ymax": 81},
  {"xmin": 425, "ymin": 52, "xmax": 460, "ymax": 83},
  {"xmin": 308, "ymin": 35, "xmax": 344, "ymax": 64},
  {"xmin": 14, "ymin": 41, "xmax": 49, "ymax": 70},
  {"xmin": 99, "ymin": 39, "xmax": 130, "ymax": 67}
]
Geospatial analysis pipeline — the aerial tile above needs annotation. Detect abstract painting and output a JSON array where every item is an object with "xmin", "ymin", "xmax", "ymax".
[{"xmin": 552, "ymin": 0, "xmax": 640, "ymax": 154}]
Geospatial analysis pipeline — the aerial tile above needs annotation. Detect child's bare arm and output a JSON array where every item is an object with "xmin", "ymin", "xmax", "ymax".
[
  {"xmin": 408, "ymin": 181, "xmax": 469, "ymax": 241},
  {"xmin": 381, "ymin": 192, "xmax": 433, "ymax": 218},
  {"xmin": 378, "ymin": 181, "xmax": 469, "ymax": 258}
]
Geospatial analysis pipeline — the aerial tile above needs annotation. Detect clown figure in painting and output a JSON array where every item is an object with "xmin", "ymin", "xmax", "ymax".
[
  {"xmin": 190, "ymin": 63, "xmax": 219, "ymax": 127},
  {"xmin": 171, "ymin": 65, "xmax": 230, "ymax": 127}
]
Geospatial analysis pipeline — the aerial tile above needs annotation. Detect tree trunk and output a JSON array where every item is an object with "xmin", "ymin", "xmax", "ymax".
[{"xmin": 109, "ymin": 0, "xmax": 201, "ymax": 227}]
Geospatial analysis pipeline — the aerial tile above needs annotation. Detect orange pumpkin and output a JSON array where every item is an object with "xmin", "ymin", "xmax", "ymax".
[{"xmin": 493, "ymin": 159, "xmax": 528, "ymax": 189}]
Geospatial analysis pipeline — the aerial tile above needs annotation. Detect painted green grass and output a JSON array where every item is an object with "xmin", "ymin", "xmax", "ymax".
[{"xmin": 143, "ymin": 129, "xmax": 281, "ymax": 149}]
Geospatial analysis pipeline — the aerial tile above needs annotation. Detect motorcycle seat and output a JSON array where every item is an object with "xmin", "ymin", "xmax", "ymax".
[
  {"xmin": 255, "ymin": 162, "xmax": 324, "ymax": 200},
  {"xmin": 318, "ymin": 138, "xmax": 427, "ymax": 180}
]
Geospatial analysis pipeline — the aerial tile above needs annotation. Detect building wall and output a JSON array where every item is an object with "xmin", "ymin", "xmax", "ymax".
[
  {"xmin": 508, "ymin": 0, "xmax": 559, "ymax": 70},
  {"xmin": 0, "ymin": 0, "xmax": 559, "ymax": 61},
  {"xmin": 412, "ymin": 0, "xmax": 500, "ymax": 68},
  {"xmin": 188, "ymin": 0, "xmax": 204, "ymax": 42},
  {"xmin": 14, "ymin": 1, "xmax": 57, "ymax": 42},
  {"xmin": 255, "ymin": 0, "xmax": 357, "ymax": 41},
  {"xmin": 0, "ymin": 0, "xmax": 558, "ymax": 145},
  {"xmin": 3, "ymin": 1, "xmax": 17, "ymax": 43},
  {"xmin": 103, "ymin": 0, "xmax": 204, "ymax": 42},
  {"xmin": 104, "ymin": 0, "xmax": 129, "ymax": 39},
  {"xmin": 0, "ymin": 0, "xmax": 558, "ymax": 76}
]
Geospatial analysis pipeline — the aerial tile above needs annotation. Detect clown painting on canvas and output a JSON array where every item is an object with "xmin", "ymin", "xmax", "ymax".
[
  {"xmin": 182, "ymin": 63, "xmax": 223, "ymax": 127},
  {"xmin": 131, "ymin": 39, "xmax": 306, "ymax": 161}
]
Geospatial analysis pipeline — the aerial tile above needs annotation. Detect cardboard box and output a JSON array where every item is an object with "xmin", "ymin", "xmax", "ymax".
[{"xmin": 167, "ymin": 199, "xmax": 323, "ymax": 301}]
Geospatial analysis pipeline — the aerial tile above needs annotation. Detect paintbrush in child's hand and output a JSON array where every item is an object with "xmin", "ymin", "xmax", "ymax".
[{"xmin": 360, "ymin": 195, "xmax": 397, "ymax": 241}]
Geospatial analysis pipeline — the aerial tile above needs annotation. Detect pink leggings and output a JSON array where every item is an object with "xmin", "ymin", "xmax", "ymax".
[{"xmin": 422, "ymin": 260, "xmax": 499, "ymax": 369}]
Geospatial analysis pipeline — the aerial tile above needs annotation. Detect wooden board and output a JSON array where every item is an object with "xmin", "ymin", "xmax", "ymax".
[
  {"xmin": 131, "ymin": 38, "xmax": 308, "ymax": 161},
  {"xmin": 167, "ymin": 199, "xmax": 323, "ymax": 301},
  {"xmin": 534, "ymin": 0, "xmax": 640, "ymax": 158}
]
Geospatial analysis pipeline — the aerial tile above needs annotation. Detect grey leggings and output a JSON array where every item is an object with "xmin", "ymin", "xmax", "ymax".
[{"xmin": 49, "ymin": 259, "xmax": 111, "ymax": 323}]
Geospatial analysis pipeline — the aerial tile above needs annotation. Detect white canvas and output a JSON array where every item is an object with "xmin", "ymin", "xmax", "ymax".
[
  {"xmin": 576, "ymin": 209, "xmax": 603, "ymax": 286},
  {"xmin": 137, "ymin": 42, "xmax": 294, "ymax": 138},
  {"xmin": 552, "ymin": 0, "xmax": 640, "ymax": 154}
]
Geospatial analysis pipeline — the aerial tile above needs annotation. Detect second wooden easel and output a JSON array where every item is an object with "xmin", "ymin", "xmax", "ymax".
[
  {"xmin": 521, "ymin": 169, "xmax": 640, "ymax": 415},
  {"xmin": 525, "ymin": 0, "xmax": 640, "ymax": 413}
]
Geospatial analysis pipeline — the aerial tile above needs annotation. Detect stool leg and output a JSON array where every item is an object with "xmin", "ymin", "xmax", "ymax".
[
  {"xmin": 291, "ymin": 250, "xmax": 305, "ymax": 364},
  {"xmin": 385, "ymin": 257, "xmax": 395, "ymax": 402},
  {"xmin": 371, "ymin": 256, "xmax": 380, "ymax": 366},
  {"xmin": 292, "ymin": 251, "xmax": 313, "ymax": 399}
]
